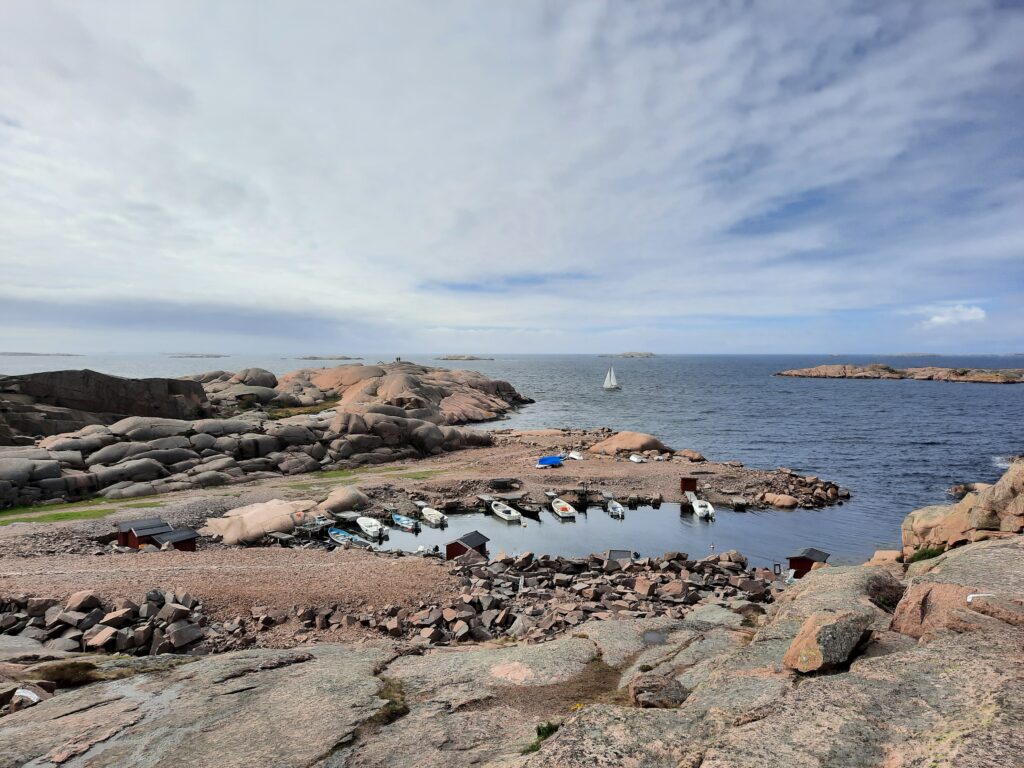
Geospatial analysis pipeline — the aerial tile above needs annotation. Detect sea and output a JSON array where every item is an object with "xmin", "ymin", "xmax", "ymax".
[{"xmin": 2, "ymin": 353, "xmax": 1021, "ymax": 567}]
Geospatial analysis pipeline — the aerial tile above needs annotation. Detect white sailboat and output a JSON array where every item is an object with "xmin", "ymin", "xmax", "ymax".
[{"xmin": 603, "ymin": 366, "xmax": 621, "ymax": 391}]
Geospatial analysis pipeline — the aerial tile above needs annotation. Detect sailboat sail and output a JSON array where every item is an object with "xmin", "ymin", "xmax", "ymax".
[{"xmin": 603, "ymin": 366, "xmax": 620, "ymax": 390}]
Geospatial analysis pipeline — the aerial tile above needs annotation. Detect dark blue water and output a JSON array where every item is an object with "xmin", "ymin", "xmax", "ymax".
[{"xmin": 3, "ymin": 353, "xmax": 1021, "ymax": 564}]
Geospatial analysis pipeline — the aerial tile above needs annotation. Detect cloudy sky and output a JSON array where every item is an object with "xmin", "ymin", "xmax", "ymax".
[{"xmin": 1, "ymin": 1, "xmax": 1022, "ymax": 355}]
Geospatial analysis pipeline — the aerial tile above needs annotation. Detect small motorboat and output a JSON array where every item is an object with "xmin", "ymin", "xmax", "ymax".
[
  {"xmin": 328, "ymin": 527, "xmax": 374, "ymax": 549},
  {"xmin": 516, "ymin": 502, "xmax": 542, "ymax": 520},
  {"xmin": 537, "ymin": 455, "xmax": 563, "ymax": 469},
  {"xmin": 694, "ymin": 500, "xmax": 716, "ymax": 520},
  {"xmin": 357, "ymin": 516, "xmax": 385, "ymax": 539},
  {"xmin": 420, "ymin": 507, "xmax": 448, "ymax": 527},
  {"xmin": 391, "ymin": 512, "xmax": 420, "ymax": 532},
  {"xmin": 566, "ymin": 450, "xmax": 583, "ymax": 461},
  {"xmin": 491, "ymin": 501, "xmax": 522, "ymax": 523},
  {"xmin": 551, "ymin": 498, "xmax": 577, "ymax": 519},
  {"xmin": 544, "ymin": 490, "xmax": 557, "ymax": 499},
  {"xmin": 629, "ymin": 454, "xmax": 647, "ymax": 464},
  {"xmin": 606, "ymin": 500, "xmax": 625, "ymax": 519}
]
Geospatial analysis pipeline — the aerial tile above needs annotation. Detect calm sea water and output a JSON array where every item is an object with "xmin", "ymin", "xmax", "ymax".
[{"xmin": 3, "ymin": 353, "xmax": 1021, "ymax": 565}]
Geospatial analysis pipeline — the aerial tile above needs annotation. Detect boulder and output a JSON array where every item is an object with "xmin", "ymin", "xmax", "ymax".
[
  {"xmin": 199, "ymin": 499, "xmax": 318, "ymax": 545},
  {"xmin": 589, "ymin": 431, "xmax": 671, "ymax": 455},
  {"xmin": 316, "ymin": 486, "xmax": 371, "ymax": 515},
  {"xmin": 782, "ymin": 609, "xmax": 874, "ymax": 672},
  {"xmin": 229, "ymin": 368, "xmax": 278, "ymax": 388}
]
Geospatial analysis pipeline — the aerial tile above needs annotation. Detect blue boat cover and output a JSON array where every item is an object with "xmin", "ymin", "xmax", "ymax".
[{"xmin": 537, "ymin": 455, "xmax": 563, "ymax": 466}]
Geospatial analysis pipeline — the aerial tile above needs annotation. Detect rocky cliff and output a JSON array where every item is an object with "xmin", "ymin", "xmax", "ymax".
[
  {"xmin": 0, "ymin": 370, "xmax": 209, "ymax": 446},
  {"xmin": 777, "ymin": 363, "xmax": 1024, "ymax": 383},
  {"xmin": 0, "ymin": 363, "xmax": 531, "ymax": 509},
  {"xmin": 902, "ymin": 460, "xmax": 1023, "ymax": 558}
]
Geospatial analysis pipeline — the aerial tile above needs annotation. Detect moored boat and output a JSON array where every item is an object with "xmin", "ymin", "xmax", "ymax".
[
  {"xmin": 491, "ymin": 501, "xmax": 522, "ymax": 523},
  {"xmin": 420, "ymin": 507, "xmax": 448, "ymax": 527},
  {"xmin": 606, "ymin": 500, "xmax": 625, "ymax": 518},
  {"xmin": 629, "ymin": 453, "xmax": 647, "ymax": 463},
  {"xmin": 391, "ymin": 512, "xmax": 420, "ymax": 532},
  {"xmin": 551, "ymin": 497, "xmax": 576, "ymax": 519},
  {"xmin": 357, "ymin": 516, "xmax": 385, "ymax": 539},
  {"xmin": 328, "ymin": 527, "xmax": 374, "ymax": 548}
]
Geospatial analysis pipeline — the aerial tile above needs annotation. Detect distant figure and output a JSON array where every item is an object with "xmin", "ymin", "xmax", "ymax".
[{"xmin": 396, "ymin": 356, "xmax": 401, "ymax": 362}]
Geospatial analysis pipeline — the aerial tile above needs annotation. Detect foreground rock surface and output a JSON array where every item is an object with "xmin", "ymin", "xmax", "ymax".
[{"xmin": 2, "ymin": 538, "xmax": 1021, "ymax": 766}]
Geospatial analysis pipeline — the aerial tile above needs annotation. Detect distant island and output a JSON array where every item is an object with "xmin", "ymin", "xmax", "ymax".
[
  {"xmin": 294, "ymin": 355, "xmax": 363, "ymax": 360},
  {"xmin": 599, "ymin": 351, "xmax": 656, "ymax": 358},
  {"xmin": 166, "ymin": 353, "xmax": 231, "ymax": 359},
  {"xmin": 777, "ymin": 363, "xmax": 1024, "ymax": 384},
  {"xmin": 436, "ymin": 355, "xmax": 494, "ymax": 361},
  {"xmin": 0, "ymin": 352, "xmax": 82, "ymax": 357}
]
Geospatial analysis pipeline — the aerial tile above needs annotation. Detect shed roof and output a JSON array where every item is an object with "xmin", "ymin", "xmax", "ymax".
[
  {"xmin": 452, "ymin": 530, "xmax": 490, "ymax": 549},
  {"xmin": 788, "ymin": 547, "xmax": 830, "ymax": 562},
  {"xmin": 115, "ymin": 517, "xmax": 167, "ymax": 533},
  {"xmin": 151, "ymin": 528, "xmax": 200, "ymax": 545}
]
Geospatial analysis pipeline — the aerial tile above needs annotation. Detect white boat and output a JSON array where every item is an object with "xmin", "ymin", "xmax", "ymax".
[
  {"xmin": 603, "ymin": 366, "xmax": 621, "ymax": 390},
  {"xmin": 491, "ymin": 501, "xmax": 522, "ymax": 523},
  {"xmin": 420, "ymin": 507, "xmax": 448, "ymax": 527},
  {"xmin": 606, "ymin": 500, "xmax": 625, "ymax": 518},
  {"xmin": 684, "ymin": 491, "xmax": 715, "ymax": 520},
  {"xmin": 694, "ymin": 500, "xmax": 716, "ymax": 520},
  {"xmin": 356, "ymin": 516, "xmax": 385, "ymax": 538},
  {"xmin": 629, "ymin": 454, "xmax": 647, "ymax": 463},
  {"xmin": 551, "ymin": 498, "xmax": 577, "ymax": 519},
  {"xmin": 567, "ymin": 450, "xmax": 583, "ymax": 461}
]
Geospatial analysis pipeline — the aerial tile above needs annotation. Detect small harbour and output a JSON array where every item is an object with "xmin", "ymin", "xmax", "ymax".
[{"xmin": 376, "ymin": 502, "xmax": 860, "ymax": 567}]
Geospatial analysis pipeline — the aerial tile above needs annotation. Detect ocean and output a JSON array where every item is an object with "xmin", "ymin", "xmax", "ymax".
[{"xmin": 3, "ymin": 353, "xmax": 1021, "ymax": 565}]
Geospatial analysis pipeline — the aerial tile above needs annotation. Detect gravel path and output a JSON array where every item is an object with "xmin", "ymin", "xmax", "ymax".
[{"xmin": 0, "ymin": 548, "xmax": 460, "ymax": 621}]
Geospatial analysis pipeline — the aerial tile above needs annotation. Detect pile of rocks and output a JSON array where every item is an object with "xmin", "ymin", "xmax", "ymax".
[
  {"xmin": 758, "ymin": 467, "xmax": 849, "ymax": 508},
  {"xmin": 359, "ymin": 549, "xmax": 774, "ymax": 645},
  {"xmin": 0, "ymin": 588, "xmax": 222, "ymax": 657}
]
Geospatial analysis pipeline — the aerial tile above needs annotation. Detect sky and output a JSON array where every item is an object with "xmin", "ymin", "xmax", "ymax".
[{"xmin": 0, "ymin": 0, "xmax": 1022, "ymax": 355}]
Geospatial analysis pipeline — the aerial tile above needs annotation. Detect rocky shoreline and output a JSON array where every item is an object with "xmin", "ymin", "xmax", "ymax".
[{"xmin": 777, "ymin": 362, "xmax": 1024, "ymax": 383}]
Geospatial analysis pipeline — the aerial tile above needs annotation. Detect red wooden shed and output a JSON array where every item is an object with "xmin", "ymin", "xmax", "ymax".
[
  {"xmin": 787, "ymin": 547, "xmax": 830, "ymax": 579},
  {"xmin": 445, "ymin": 530, "xmax": 490, "ymax": 561}
]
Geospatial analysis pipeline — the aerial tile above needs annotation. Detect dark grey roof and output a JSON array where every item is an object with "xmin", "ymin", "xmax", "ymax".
[
  {"xmin": 115, "ymin": 517, "xmax": 167, "ymax": 533},
  {"xmin": 150, "ymin": 528, "xmax": 200, "ymax": 545},
  {"xmin": 133, "ymin": 522, "xmax": 174, "ymax": 537},
  {"xmin": 789, "ymin": 547, "xmax": 830, "ymax": 562},
  {"xmin": 453, "ymin": 530, "xmax": 490, "ymax": 549}
]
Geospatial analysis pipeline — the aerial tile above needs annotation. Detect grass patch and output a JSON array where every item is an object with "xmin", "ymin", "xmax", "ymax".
[
  {"xmin": 266, "ymin": 398, "xmax": 341, "ymax": 420},
  {"xmin": 907, "ymin": 545, "xmax": 946, "ymax": 563},
  {"xmin": 0, "ymin": 508, "xmax": 117, "ymax": 526},
  {"xmin": 521, "ymin": 722, "xmax": 560, "ymax": 754},
  {"xmin": 370, "ymin": 677, "xmax": 409, "ymax": 725},
  {"xmin": 0, "ymin": 497, "xmax": 110, "ymax": 518}
]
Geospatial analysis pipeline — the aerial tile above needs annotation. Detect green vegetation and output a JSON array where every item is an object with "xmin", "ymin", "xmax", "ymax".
[
  {"xmin": 266, "ymin": 398, "xmax": 341, "ymax": 420},
  {"xmin": 907, "ymin": 545, "xmax": 946, "ymax": 563},
  {"xmin": 0, "ymin": 498, "xmax": 162, "ymax": 526},
  {"xmin": 521, "ymin": 722, "xmax": 561, "ymax": 754},
  {"xmin": 0, "ymin": 508, "xmax": 116, "ymax": 526},
  {"xmin": 370, "ymin": 677, "xmax": 409, "ymax": 725},
  {"xmin": 0, "ymin": 497, "xmax": 109, "ymax": 518}
]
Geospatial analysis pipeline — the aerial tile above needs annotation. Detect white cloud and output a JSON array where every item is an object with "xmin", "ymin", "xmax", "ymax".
[
  {"xmin": 914, "ymin": 304, "xmax": 988, "ymax": 330},
  {"xmin": 0, "ymin": 1, "xmax": 1022, "ymax": 353}
]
